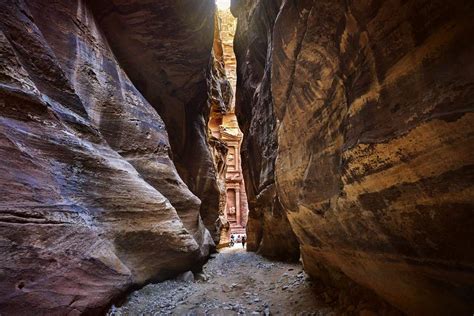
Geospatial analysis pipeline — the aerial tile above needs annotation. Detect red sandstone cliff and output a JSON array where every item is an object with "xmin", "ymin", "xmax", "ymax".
[
  {"xmin": 232, "ymin": 0, "xmax": 474, "ymax": 314},
  {"xmin": 0, "ymin": 0, "xmax": 227, "ymax": 314}
]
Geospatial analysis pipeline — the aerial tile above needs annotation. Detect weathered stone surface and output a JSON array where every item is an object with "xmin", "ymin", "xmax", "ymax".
[
  {"xmin": 209, "ymin": 12, "xmax": 233, "ymax": 247},
  {"xmin": 233, "ymin": 0, "xmax": 474, "ymax": 314},
  {"xmin": 89, "ymin": 0, "xmax": 224, "ymax": 243},
  {"xmin": 232, "ymin": 0, "xmax": 301, "ymax": 261},
  {"xmin": 0, "ymin": 0, "xmax": 222, "ymax": 314}
]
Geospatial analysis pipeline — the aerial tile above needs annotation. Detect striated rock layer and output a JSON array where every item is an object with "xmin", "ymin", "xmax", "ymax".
[
  {"xmin": 232, "ymin": 0, "xmax": 474, "ymax": 314},
  {"xmin": 0, "ymin": 0, "xmax": 224, "ymax": 314}
]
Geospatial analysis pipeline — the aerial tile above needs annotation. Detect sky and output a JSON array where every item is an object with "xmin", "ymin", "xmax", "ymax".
[{"xmin": 216, "ymin": 0, "xmax": 230, "ymax": 10}]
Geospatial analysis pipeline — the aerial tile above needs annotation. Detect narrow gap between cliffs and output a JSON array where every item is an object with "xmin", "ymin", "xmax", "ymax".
[
  {"xmin": 209, "ymin": 1, "xmax": 249, "ymax": 249},
  {"xmin": 108, "ymin": 2, "xmax": 399, "ymax": 316},
  {"xmin": 108, "ymin": 3, "xmax": 335, "ymax": 315}
]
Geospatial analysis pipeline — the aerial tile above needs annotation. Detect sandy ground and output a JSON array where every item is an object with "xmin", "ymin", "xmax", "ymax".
[{"xmin": 108, "ymin": 245, "xmax": 337, "ymax": 315}]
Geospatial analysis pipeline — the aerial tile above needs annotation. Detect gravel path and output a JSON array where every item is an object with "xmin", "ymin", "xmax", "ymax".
[{"xmin": 108, "ymin": 246, "xmax": 336, "ymax": 315}]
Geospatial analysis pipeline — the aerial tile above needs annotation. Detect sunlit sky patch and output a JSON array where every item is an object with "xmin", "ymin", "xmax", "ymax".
[{"xmin": 216, "ymin": 0, "xmax": 230, "ymax": 10}]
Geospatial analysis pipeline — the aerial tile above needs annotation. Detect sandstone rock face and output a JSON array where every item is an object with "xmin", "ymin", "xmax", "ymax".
[
  {"xmin": 0, "ymin": 0, "xmax": 222, "ymax": 314},
  {"xmin": 89, "ymin": 0, "xmax": 224, "ymax": 243},
  {"xmin": 232, "ymin": 0, "xmax": 301, "ymax": 261},
  {"xmin": 233, "ymin": 0, "xmax": 474, "ymax": 314},
  {"xmin": 209, "ymin": 12, "xmax": 233, "ymax": 247}
]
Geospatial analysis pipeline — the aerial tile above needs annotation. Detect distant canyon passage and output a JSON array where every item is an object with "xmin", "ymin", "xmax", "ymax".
[{"xmin": 0, "ymin": 0, "xmax": 473, "ymax": 315}]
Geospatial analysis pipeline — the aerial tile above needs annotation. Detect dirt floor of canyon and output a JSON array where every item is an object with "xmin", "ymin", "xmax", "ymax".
[{"xmin": 107, "ymin": 246, "xmax": 394, "ymax": 316}]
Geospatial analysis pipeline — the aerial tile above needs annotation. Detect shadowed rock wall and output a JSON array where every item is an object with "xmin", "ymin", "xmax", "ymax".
[
  {"xmin": 232, "ymin": 0, "xmax": 474, "ymax": 314},
  {"xmin": 0, "ymin": 0, "xmax": 223, "ymax": 314},
  {"xmin": 88, "ymin": 0, "xmax": 225, "ymax": 242},
  {"xmin": 232, "ymin": 0, "xmax": 301, "ymax": 261}
]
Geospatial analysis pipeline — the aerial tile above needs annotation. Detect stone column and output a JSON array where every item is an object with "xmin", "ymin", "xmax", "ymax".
[
  {"xmin": 235, "ymin": 188, "xmax": 241, "ymax": 226},
  {"xmin": 234, "ymin": 145, "xmax": 239, "ymax": 172}
]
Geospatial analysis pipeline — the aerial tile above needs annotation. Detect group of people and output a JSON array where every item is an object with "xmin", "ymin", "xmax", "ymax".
[{"xmin": 229, "ymin": 234, "xmax": 246, "ymax": 248}]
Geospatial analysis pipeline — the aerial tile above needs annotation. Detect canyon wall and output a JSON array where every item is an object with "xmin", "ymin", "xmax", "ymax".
[
  {"xmin": 0, "ymin": 0, "xmax": 223, "ymax": 314},
  {"xmin": 89, "ymin": 0, "xmax": 225, "ymax": 243},
  {"xmin": 232, "ymin": 0, "xmax": 474, "ymax": 314},
  {"xmin": 232, "ymin": 0, "xmax": 301, "ymax": 261}
]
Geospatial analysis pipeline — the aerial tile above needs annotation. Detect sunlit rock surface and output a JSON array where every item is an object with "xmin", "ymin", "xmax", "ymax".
[
  {"xmin": 232, "ymin": 0, "xmax": 474, "ymax": 314},
  {"xmin": 0, "ymin": 0, "xmax": 222, "ymax": 314},
  {"xmin": 209, "ymin": 11, "xmax": 233, "ymax": 247}
]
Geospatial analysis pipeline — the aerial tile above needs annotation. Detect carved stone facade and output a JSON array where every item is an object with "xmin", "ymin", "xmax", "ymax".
[
  {"xmin": 210, "ymin": 111, "xmax": 248, "ymax": 239},
  {"xmin": 221, "ymin": 115, "xmax": 248, "ymax": 235}
]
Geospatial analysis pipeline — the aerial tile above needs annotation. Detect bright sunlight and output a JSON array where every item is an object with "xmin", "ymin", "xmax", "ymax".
[{"xmin": 216, "ymin": 0, "xmax": 230, "ymax": 10}]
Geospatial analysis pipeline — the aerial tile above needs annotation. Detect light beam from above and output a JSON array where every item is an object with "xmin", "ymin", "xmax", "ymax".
[{"xmin": 216, "ymin": 0, "xmax": 230, "ymax": 10}]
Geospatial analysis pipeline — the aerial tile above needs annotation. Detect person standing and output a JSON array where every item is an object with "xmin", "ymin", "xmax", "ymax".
[{"xmin": 242, "ymin": 236, "xmax": 246, "ymax": 248}]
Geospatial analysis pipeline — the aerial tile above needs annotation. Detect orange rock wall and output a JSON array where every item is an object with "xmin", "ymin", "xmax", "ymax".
[{"xmin": 232, "ymin": 0, "xmax": 474, "ymax": 313}]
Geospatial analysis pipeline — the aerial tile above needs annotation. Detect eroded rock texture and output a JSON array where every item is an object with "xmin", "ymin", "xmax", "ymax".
[
  {"xmin": 0, "ymin": 0, "xmax": 221, "ymax": 314},
  {"xmin": 232, "ymin": 0, "xmax": 301, "ymax": 261},
  {"xmin": 233, "ymin": 0, "xmax": 474, "ymax": 314},
  {"xmin": 89, "ymin": 0, "xmax": 225, "ymax": 243}
]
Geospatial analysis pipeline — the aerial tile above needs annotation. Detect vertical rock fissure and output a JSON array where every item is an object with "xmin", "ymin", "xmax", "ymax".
[{"xmin": 209, "ymin": 5, "xmax": 250, "ymax": 248}]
